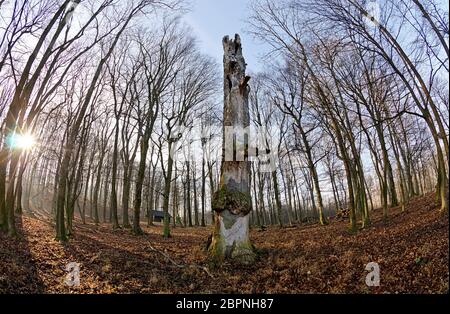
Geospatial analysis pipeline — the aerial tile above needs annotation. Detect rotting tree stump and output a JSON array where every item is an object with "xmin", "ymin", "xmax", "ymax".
[{"xmin": 207, "ymin": 34, "xmax": 255, "ymax": 265}]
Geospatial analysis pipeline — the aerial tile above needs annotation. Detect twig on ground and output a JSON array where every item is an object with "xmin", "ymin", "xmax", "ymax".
[{"xmin": 148, "ymin": 244, "xmax": 214, "ymax": 278}]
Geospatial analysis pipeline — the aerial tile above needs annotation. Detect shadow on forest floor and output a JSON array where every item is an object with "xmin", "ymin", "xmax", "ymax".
[
  {"xmin": 0, "ymin": 192, "xmax": 448, "ymax": 293},
  {"xmin": 0, "ymin": 216, "xmax": 46, "ymax": 293}
]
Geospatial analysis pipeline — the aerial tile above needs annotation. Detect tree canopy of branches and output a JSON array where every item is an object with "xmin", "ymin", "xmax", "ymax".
[
  {"xmin": 246, "ymin": 0, "xmax": 448, "ymax": 232},
  {"xmin": 0, "ymin": 0, "xmax": 447, "ymax": 245}
]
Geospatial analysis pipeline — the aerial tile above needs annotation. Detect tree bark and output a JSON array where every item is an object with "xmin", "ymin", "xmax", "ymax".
[{"xmin": 208, "ymin": 34, "xmax": 255, "ymax": 264}]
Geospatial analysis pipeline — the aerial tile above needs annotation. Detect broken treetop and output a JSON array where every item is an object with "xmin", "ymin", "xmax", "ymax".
[
  {"xmin": 217, "ymin": 33, "xmax": 252, "ymax": 213},
  {"xmin": 223, "ymin": 34, "xmax": 250, "ymax": 96},
  {"xmin": 222, "ymin": 34, "xmax": 245, "ymax": 70}
]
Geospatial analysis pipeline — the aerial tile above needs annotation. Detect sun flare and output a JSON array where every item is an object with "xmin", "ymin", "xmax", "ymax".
[{"xmin": 8, "ymin": 132, "xmax": 36, "ymax": 150}]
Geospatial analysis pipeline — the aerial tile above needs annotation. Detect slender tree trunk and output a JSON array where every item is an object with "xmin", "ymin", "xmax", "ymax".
[
  {"xmin": 102, "ymin": 161, "xmax": 110, "ymax": 223},
  {"xmin": 207, "ymin": 161, "xmax": 215, "ymax": 224},
  {"xmin": 201, "ymin": 145, "xmax": 207, "ymax": 227},
  {"xmin": 186, "ymin": 161, "xmax": 192, "ymax": 227},
  {"xmin": 93, "ymin": 153, "xmax": 105, "ymax": 225},
  {"xmin": 0, "ymin": 142, "xmax": 6, "ymax": 231},
  {"xmin": 147, "ymin": 166, "xmax": 156, "ymax": 227},
  {"xmin": 193, "ymin": 164, "xmax": 199, "ymax": 226},
  {"xmin": 110, "ymin": 123, "xmax": 121, "ymax": 229},
  {"xmin": 280, "ymin": 167, "xmax": 292, "ymax": 225},
  {"xmin": 162, "ymin": 141, "xmax": 174, "ymax": 238},
  {"xmin": 183, "ymin": 179, "xmax": 187, "ymax": 227},
  {"xmin": 5, "ymin": 149, "xmax": 21, "ymax": 236},
  {"xmin": 271, "ymin": 169, "xmax": 284, "ymax": 227},
  {"xmin": 132, "ymin": 137, "xmax": 150, "ymax": 235},
  {"xmin": 121, "ymin": 163, "xmax": 132, "ymax": 228},
  {"xmin": 172, "ymin": 166, "xmax": 178, "ymax": 228},
  {"xmin": 251, "ymin": 163, "xmax": 261, "ymax": 226}
]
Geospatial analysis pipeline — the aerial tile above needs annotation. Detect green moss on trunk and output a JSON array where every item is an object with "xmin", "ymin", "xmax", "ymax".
[
  {"xmin": 208, "ymin": 217, "xmax": 226, "ymax": 263},
  {"xmin": 231, "ymin": 240, "xmax": 256, "ymax": 265},
  {"xmin": 212, "ymin": 186, "xmax": 252, "ymax": 215}
]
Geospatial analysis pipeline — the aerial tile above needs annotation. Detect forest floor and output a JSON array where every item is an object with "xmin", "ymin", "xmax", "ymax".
[{"xmin": 0, "ymin": 192, "xmax": 448, "ymax": 294}]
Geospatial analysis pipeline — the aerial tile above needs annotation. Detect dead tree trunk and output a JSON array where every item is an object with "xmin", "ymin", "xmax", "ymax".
[{"xmin": 208, "ymin": 34, "xmax": 255, "ymax": 264}]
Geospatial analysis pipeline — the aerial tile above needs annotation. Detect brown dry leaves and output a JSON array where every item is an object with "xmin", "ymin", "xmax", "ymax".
[{"xmin": 0, "ymin": 192, "xmax": 448, "ymax": 293}]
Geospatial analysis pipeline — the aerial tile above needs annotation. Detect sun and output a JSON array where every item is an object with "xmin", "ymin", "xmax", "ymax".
[{"xmin": 8, "ymin": 132, "xmax": 36, "ymax": 150}]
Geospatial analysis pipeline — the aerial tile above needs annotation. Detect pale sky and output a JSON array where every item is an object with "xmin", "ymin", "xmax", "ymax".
[
  {"xmin": 183, "ymin": 0, "xmax": 269, "ymax": 73},
  {"xmin": 183, "ymin": 0, "xmax": 449, "ymax": 75}
]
